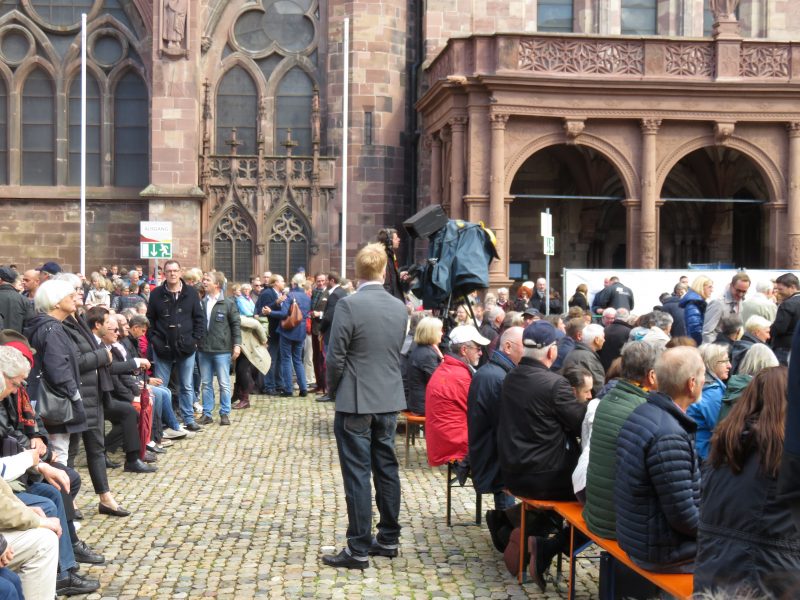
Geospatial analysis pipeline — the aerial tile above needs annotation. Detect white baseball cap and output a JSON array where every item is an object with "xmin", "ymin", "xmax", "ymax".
[{"xmin": 449, "ymin": 325, "xmax": 491, "ymax": 346}]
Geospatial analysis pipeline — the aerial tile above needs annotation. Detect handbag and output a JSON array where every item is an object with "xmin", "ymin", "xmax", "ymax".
[
  {"xmin": 37, "ymin": 376, "xmax": 75, "ymax": 425},
  {"xmin": 281, "ymin": 299, "xmax": 303, "ymax": 330}
]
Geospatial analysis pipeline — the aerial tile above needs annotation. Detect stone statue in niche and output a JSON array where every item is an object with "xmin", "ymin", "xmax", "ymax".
[
  {"xmin": 709, "ymin": 0, "xmax": 740, "ymax": 18},
  {"xmin": 161, "ymin": 0, "xmax": 188, "ymax": 58}
]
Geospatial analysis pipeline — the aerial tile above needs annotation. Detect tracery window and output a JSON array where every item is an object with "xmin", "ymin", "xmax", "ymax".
[
  {"xmin": 22, "ymin": 68, "xmax": 55, "ymax": 185},
  {"xmin": 114, "ymin": 71, "xmax": 148, "ymax": 187},
  {"xmin": 0, "ymin": 78, "xmax": 7, "ymax": 185},
  {"xmin": 216, "ymin": 66, "xmax": 258, "ymax": 154},
  {"xmin": 214, "ymin": 208, "xmax": 254, "ymax": 283},
  {"xmin": 268, "ymin": 209, "xmax": 308, "ymax": 277},
  {"xmin": 276, "ymin": 67, "xmax": 313, "ymax": 155},
  {"xmin": 68, "ymin": 75, "xmax": 101, "ymax": 186}
]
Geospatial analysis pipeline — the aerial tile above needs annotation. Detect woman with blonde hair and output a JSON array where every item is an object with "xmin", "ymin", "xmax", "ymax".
[
  {"xmin": 568, "ymin": 283, "xmax": 589, "ymax": 311},
  {"xmin": 405, "ymin": 316, "xmax": 444, "ymax": 415},
  {"xmin": 680, "ymin": 275, "xmax": 714, "ymax": 344}
]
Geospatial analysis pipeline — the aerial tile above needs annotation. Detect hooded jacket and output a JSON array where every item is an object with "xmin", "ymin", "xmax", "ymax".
[
  {"xmin": 680, "ymin": 289, "xmax": 707, "ymax": 345},
  {"xmin": 687, "ymin": 373, "xmax": 726, "ymax": 461}
]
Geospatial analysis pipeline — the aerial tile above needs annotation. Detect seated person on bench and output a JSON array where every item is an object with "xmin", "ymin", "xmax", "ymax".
[
  {"xmin": 497, "ymin": 321, "xmax": 588, "ymax": 591},
  {"xmin": 615, "ymin": 346, "xmax": 703, "ymax": 574}
]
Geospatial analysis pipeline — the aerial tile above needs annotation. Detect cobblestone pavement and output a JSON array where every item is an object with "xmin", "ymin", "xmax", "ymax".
[{"xmin": 73, "ymin": 394, "xmax": 599, "ymax": 599}]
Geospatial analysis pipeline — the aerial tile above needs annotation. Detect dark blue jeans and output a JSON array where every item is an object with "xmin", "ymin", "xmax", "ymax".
[
  {"xmin": 280, "ymin": 336, "xmax": 307, "ymax": 393},
  {"xmin": 333, "ymin": 411, "xmax": 401, "ymax": 558},
  {"xmin": 264, "ymin": 336, "xmax": 285, "ymax": 393},
  {"xmin": 0, "ymin": 569, "xmax": 22, "ymax": 600},
  {"xmin": 17, "ymin": 482, "xmax": 76, "ymax": 574}
]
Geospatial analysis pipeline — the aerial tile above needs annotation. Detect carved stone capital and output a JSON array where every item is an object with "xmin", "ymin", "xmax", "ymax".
[
  {"xmin": 640, "ymin": 119, "xmax": 662, "ymax": 135},
  {"xmin": 641, "ymin": 231, "xmax": 657, "ymax": 268},
  {"xmin": 563, "ymin": 118, "xmax": 585, "ymax": 143},
  {"xmin": 788, "ymin": 122, "xmax": 800, "ymax": 138},
  {"xmin": 200, "ymin": 241, "xmax": 211, "ymax": 255},
  {"xmin": 448, "ymin": 116, "xmax": 468, "ymax": 131},
  {"xmin": 714, "ymin": 121, "xmax": 736, "ymax": 144},
  {"xmin": 255, "ymin": 243, "xmax": 265, "ymax": 256},
  {"xmin": 489, "ymin": 113, "xmax": 510, "ymax": 128},
  {"xmin": 422, "ymin": 135, "xmax": 433, "ymax": 151}
]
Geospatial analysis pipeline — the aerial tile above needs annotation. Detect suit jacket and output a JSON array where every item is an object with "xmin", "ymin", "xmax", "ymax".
[
  {"xmin": 320, "ymin": 286, "xmax": 347, "ymax": 345},
  {"xmin": 326, "ymin": 283, "xmax": 407, "ymax": 414}
]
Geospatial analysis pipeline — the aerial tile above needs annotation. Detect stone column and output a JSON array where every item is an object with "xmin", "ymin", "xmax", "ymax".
[
  {"xmin": 621, "ymin": 199, "xmax": 641, "ymax": 267},
  {"xmin": 430, "ymin": 133, "xmax": 442, "ymax": 206},
  {"xmin": 449, "ymin": 117, "xmax": 467, "ymax": 220},
  {"xmin": 788, "ymin": 122, "xmax": 800, "ymax": 268},
  {"xmin": 640, "ymin": 119, "xmax": 661, "ymax": 268},
  {"xmin": 489, "ymin": 113, "xmax": 509, "ymax": 278}
]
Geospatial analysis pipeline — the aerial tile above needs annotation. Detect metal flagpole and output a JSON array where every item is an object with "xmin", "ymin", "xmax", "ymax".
[
  {"xmin": 545, "ymin": 207, "xmax": 550, "ymax": 316},
  {"xmin": 80, "ymin": 14, "xmax": 87, "ymax": 276},
  {"xmin": 340, "ymin": 17, "xmax": 350, "ymax": 277}
]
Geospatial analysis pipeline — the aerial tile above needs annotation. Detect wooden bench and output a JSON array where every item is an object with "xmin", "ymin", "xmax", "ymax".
[
  {"xmin": 445, "ymin": 460, "xmax": 482, "ymax": 527},
  {"xmin": 516, "ymin": 497, "xmax": 693, "ymax": 600},
  {"xmin": 399, "ymin": 410, "xmax": 426, "ymax": 467}
]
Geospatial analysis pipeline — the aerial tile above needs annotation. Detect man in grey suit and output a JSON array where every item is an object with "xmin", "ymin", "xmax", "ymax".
[{"xmin": 322, "ymin": 242, "xmax": 408, "ymax": 570}]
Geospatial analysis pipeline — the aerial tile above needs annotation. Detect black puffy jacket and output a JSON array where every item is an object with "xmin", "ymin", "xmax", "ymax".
[
  {"xmin": 614, "ymin": 391, "xmax": 700, "ymax": 571},
  {"xmin": 694, "ymin": 441, "xmax": 800, "ymax": 597},
  {"xmin": 405, "ymin": 343, "xmax": 441, "ymax": 415},
  {"xmin": 146, "ymin": 279, "xmax": 206, "ymax": 359},
  {"xmin": 62, "ymin": 315, "xmax": 112, "ymax": 432}
]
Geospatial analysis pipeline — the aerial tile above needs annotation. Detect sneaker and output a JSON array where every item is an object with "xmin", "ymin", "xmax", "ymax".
[
  {"xmin": 178, "ymin": 425, "xmax": 198, "ymax": 437},
  {"xmin": 162, "ymin": 428, "xmax": 187, "ymax": 440}
]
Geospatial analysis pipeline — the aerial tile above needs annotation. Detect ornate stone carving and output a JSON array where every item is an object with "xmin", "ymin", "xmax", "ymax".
[
  {"xmin": 665, "ymin": 44, "xmax": 714, "ymax": 77},
  {"xmin": 201, "ymin": 36, "xmax": 212, "ymax": 53},
  {"xmin": 214, "ymin": 208, "xmax": 253, "ymax": 243},
  {"xmin": 448, "ymin": 116, "xmax": 468, "ymax": 130},
  {"xmin": 641, "ymin": 232, "xmax": 657, "ymax": 268},
  {"xmin": 714, "ymin": 122, "xmax": 736, "ymax": 144},
  {"xmin": 740, "ymin": 44, "xmax": 790, "ymax": 78},
  {"xmin": 160, "ymin": 0, "xmax": 188, "ymax": 59},
  {"xmin": 563, "ymin": 119, "xmax": 585, "ymax": 142},
  {"xmin": 518, "ymin": 39, "xmax": 644, "ymax": 75},
  {"xmin": 640, "ymin": 119, "xmax": 662, "ymax": 135},
  {"xmin": 789, "ymin": 122, "xmax": 800, "ymax": 138},
  {"xmin": 709, "ymin": 0, "xmax": 741, "ymax": 18},
  {"xmin": 790, "ymin": 234, "xmax": 800, "ymax": 269},
  {"xmin": 200, "ymin": 241, "xmax": 211, "ymax": 255},
  {"xmin": 489, "ymin": 113, "xmax": 510, "ymax": 128},
  {"xmin": 256, "ymin": 244, "xmax": 265, "ymax": 256}
]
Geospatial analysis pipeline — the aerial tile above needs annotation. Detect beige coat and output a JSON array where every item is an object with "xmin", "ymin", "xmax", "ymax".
[
  {"xmin": 0, "ymin": 478, "xmax": 40, "ymax": 530},
  {"xmin": 240, "ymin": 316, "xmax": 271, "ymax": 374}
]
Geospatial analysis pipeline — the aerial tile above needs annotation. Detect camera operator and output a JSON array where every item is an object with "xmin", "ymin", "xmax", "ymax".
[{"xmin": 377, "ymin": 228, "xmax": 409, "ymax": 303}]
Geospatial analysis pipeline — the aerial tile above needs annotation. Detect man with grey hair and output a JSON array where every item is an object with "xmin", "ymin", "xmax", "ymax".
[
  {"xmin": 583, "ymin": 341, "xmax": 658, "ymax": 539},
  {"xmin": 643, "ymin": 311, "xmax": 673, "ymax": 351},
  {"xmin": 561, "ymin": 323, "xmax": 605, "ymax": 397},
  {"xmin": 498, "ymin": 321, "xmax": 587, "ymax": 590},
  {"xmin": 601, "ymin": 307, "xmax": 617, "ymax": 327},
  {"xmin": 599, "ymin": 307, "xmax": 632, "ymax": 371},
  {"xmin": 702, "ymin": 272, "xmax": 751, "ymax": 344},
  {"xmin": 729, "ymin": 315, "xmax": 772, "ymax": 375},
  {"xmin": 614, "ymin": 346, "xmax": 703, "ymax": 572},
  {"xmin": 741, "ymin": 280, "xmax": 777, "ymax": 324},
  {"xmin": 659, "ymin": 282, "xmax": 688, "ymax": 337}
]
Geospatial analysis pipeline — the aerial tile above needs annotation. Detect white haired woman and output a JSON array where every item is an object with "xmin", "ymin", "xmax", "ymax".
[
  {"xmin": 729, "ymin": 315, "xmax": 772, "ymax": 375},
  {"xmin": 687, "ymin": 343, "xmax": 731, "ymax": 461}
]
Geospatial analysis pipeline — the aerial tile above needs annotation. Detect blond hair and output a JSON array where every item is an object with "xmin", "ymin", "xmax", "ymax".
[
  {"xmin": 414, "ymin": 317, "xmax": 443, "ymax": 345},
  {"xmin": 690, "ymin": 275, "xmax": 713, "ymax": 299},
  {"xmin": 354, "ymin": 243, "xmax": 387, "ymax": 281}
]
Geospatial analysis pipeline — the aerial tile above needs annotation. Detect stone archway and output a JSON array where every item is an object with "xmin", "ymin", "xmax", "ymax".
[{"xmin": 508, "ymin": 143, "xmax": 628, "ymax": 287}]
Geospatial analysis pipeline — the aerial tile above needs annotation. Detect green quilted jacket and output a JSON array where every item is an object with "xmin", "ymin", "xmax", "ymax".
[{"xmin": 582, "ymin": 379, "xmax": 649, "ymax": 539}]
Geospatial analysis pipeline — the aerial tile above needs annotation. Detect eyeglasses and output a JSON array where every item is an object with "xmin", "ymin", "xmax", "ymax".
[
  {"xmin": 716, "ymin": 359, "xmax": 731, "ymax": 365},
  {"xmin": 164, "ymin": 269, "xmax": 180, "ymax": 274}
]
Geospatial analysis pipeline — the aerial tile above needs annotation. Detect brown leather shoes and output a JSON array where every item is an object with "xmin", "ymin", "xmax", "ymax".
[{"xmin": 232, "ymin": 400, "xmax": 250, "ymax": 409}]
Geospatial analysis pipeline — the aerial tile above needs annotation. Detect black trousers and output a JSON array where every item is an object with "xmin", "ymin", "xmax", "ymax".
[
  {"xmin": 68, "ymin": 426, "xmax": 109, "ymax": 494},
  {"xmin": 232, "ymin": 354, "xmax": 255, "ymax": 401},
  {"xmin": 104, "ymin": 398, "xmax": 141, "ymax": 455}
]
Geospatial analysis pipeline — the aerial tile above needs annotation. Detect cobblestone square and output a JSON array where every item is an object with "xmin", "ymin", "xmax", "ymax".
[{"xmin": 72, "ymin": 395, "xmax": 600, "ymax": 599}]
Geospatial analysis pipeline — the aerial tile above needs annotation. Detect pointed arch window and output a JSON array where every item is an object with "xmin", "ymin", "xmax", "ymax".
[
  {"xmin": 269, "ymin": 209, "xmax": 308, "ymax": 276},
  {"xmin": 69, "ymin": 74, "xmax": 101, "ymax": 185},
  {"xmin": 276, "ymin": 67, "xmax": 313, "ymax": 155},
  {"xmin": 114, "ymin": 71, "xmax": 148, "ymax": 186},
  {"xmin": 216, "ymin": 66, "xmax": 258, "ymax": 155},
  {"xmin": 214, "ymin": 208, "xmax": 253, "ymax": 283},
  {"xmin": 22, "ymin": 68, "xmax": 55, "ymax": 185}
]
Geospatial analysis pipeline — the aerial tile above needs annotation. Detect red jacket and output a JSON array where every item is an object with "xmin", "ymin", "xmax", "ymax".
[{"xmin": 425, "ymin": 354, "xmax": 473, "ymax": 466}]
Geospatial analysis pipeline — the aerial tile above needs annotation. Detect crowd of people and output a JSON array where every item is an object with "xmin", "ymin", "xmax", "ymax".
[
  {"xmin": 407, "ymin": 270, "xmax": 800, "ymax": 598},
  {"xmin": 1, "ymin": 244, "xmax": 800, "ymax": 598}
]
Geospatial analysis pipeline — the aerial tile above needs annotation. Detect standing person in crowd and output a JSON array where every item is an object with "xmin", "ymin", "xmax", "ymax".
[
  {"xmin": 779, "ymin": 319, "xmax": 800, "ymax": 534},
  {"xmin": 730, "ymin": 315, "xmax": 771, "ymax": 375},
  {"xmin": 568, "ymin": 284, "xmax": 589, "ymax": 311},
  {"xmin": 514, "ymin": 282, "xmax": 534, "ymax": 312},
  {"xmin": 270, "ymin": 274, "xmax": 311, "ymax": 398},
  {"xmin": 146, "ymin": 260, "xmax": 207, "ymax": 432},
  {"xmin": 770, "ymin": 273, "xmax": 800, "ymax": 365},
  {"xmin": 741, "ymin": 280, "xmax": 777, "ymax": 324},
  {"xmin": 84, "ymin": 273, "xmax": 110, "ymax": 309},
  {"xmin": 718, "ymin": 344, "xmax": 779, "ymax": 423},
  {"xmin": 233, "ymin": 314, "xmax": 271, "ymax": 410},
  {"xmin": 583, "ymin": 341, "xmax": 658, "ymax": 539},
  {"xmin": 712, "ymin": 314, "xmax": 743, "ymax": 354},
  {"xmin": 702, "ymin": 272, "xmax": 750, "ymax": 344},
  {"xmin": 468, "ymin": 326, "xmax": 524, "ymax": 514},
  {"xmin": 322, "ymin": 242, "xmax": 407, "ymax": 570},
  {"xmin": 688, "ymin": 343, "xmax": 731, "ymax": 462},
  {"xmin": 496, "ymin": 287, "xmax": 510, "ymax": 311},
  {"xmin": 197, "ymin": 271, "xmax": 241, "ymax": 425},
  {"xmin": 681, "ymin": 275, "xmax": 713, "ymax": 345},
  {"xmin": 377, "ymin": 228, "xmax": 408, "ymax": 303},
  {"xmin": 591, "ymin": 276, "xmax": 634, "ymax": 315},
  {"xmin": 234, "ymin": 283, "xmax": 255, "ymax": 317},
  {"xmin": 21, "ymin": 269, "xmax": 39, "ymax": 300},
  {"xmin": 425, "ymin": 325, "xmax": 488, "ymax": 472},
  {"xmin": 615, "ymin": 346, "xmax": 703, "ymax": 573},
  {"xmin": 309, "ymin": 273, "xmax": 328, "ymax": 394},
  {"xmin": 318, "ymin": 272, "xmax": 346, "ymax": 402},
  {"xmin": 598, "ymin": 307, "xmax": 632, "ymax": 371},
  {"xmin": 659, "ymin": 282, "xmax": 688, "ymax": 338},
  {"xmin": 405, "ymin": 317, "xmax": 444, "ymax": 416},
  {"xmin": 529, "ymin": 278, "xmax": 562, "ymax": 314},
  {"xmin": 694, "ymin": 366, "xmax": 800, "ymax": 598},
  {"xmin": 255, "ymin": 274, "xmax": 288, "ymax": 395},
  {"xmin": 0, "ymin": 267, "xmax": 31, "ymax": 334}
]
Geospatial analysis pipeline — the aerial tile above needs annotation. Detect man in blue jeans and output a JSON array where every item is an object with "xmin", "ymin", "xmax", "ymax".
[
  {"xmin": 322, "ymin": 243, "xmax": 408, "ymax": 570},
  {"xmin": 146, "ymin": 260, "xmax": 207, "ymax": 432},
  {"xmin": 198, "ymin": 271, "xmax": 241, "ymax": 426},
  {"xmin": 256, "ymin": 274, "xmax": 288, "ymax": 394}
]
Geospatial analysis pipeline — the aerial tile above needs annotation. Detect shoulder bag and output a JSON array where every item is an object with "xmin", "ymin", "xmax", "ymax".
[
  {"xmin": 281, "ymin": 298, "xmax": 303, "ymax": 330},
  {"xmin": 37, "ymin": 376, "xmax": 75, "ymax": 425}
]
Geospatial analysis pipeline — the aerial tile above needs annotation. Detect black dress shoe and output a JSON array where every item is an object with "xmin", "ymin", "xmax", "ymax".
[
  {"xmin": 124, "ymin": 458, "xmax": 157, "ymax": 473},
  {"xmin": 321, "ymin": 549, "xmax": 368, "ymax": 570},
  {"xmin": 316, "ymin": 394, "xmax": 334, "ymax": 403},
  {"xmin": 98, "ymin": 503, "xmax": 131, "ymax": 517},
  {"xmin": 184, "ymin": 421, "xmax": 203, "ymax": 432},
  {"xmin": 73, "ymin": 507, "xmax": 84, "ymax": 521},
  {"xmin": 146, "ymin": 443, "xmax": 167, "ymax": 454},
  {"xmin": 198, "ymin": 414, "xmax": 213, "ymax": 425},
  {"xmin": 299, "ymin": 390, "xmax": 308, "ymax": 397},
  {"xmin": 55, "ymin": 571, "xmax": 100, "ymax": 596},
  {"xmin": 105, "ymin": 455, "xmax": 120, "ymax": 469},
  {"xmin": 142, "ymin": 450, "xmax": 158, "ymax": 463},
  {"xmin": 219, "ymin": 414, "xmax": 230, "ymax": 426},
  {"xmin": 368, "ymin": 539, "xmax": 399, "ymax": 558},
  {"xmin": 279, "ymin": 391, "xmax": 294, "ymax": 397},
  {"xmin": 72, "ymin": 539, "xmax": 105, "ymax": 564}
]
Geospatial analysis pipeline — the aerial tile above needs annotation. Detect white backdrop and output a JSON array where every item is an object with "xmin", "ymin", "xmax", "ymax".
[{"xmin": 562, "ymin": 269, "xmax": 797, "ymax": 315}]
